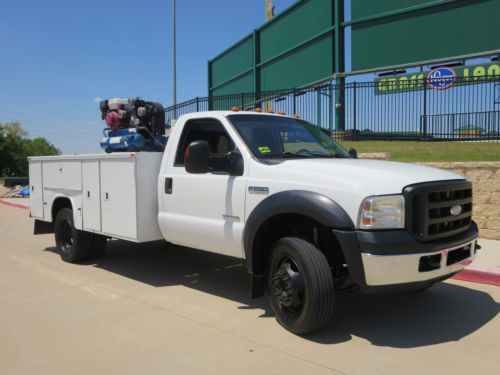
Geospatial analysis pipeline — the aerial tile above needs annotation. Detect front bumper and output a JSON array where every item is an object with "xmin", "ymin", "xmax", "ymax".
[
  {"xmin": 334, "ymin": 222, "xmax": 478, "ymax": 292},
  {"xmin": 361, "ymin": 239, "xmax": 476, "ymax": 286}
]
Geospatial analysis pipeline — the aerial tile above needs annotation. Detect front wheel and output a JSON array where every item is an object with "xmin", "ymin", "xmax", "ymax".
[{"xmin": 267, "ymin": 237, "xmax": 335, "ymax": 335}]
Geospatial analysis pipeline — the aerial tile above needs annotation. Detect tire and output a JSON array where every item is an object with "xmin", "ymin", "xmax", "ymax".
[
  {"xmin": 54, "ymin": 208, "xmax": 92, "ymax": 262},
  {"xmin": 266, "ymin": 237, "xmax": 335, "ymax": 335},
  {"xmin": 88, "ymin": 233, "xmax": 107, "ymax": 259}
]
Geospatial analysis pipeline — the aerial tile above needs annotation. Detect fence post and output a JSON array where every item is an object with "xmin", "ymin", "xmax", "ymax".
[
  {"xmin": 293, "ymin": 88, "xmax": 297, "ymax": 115},
  {"xmin": 328, "ymin": 84, "xmax": 334, "ymax": 131},
  {"xmin": 353, "ymin": 82, "xmax": 357, "ymax": 139},
  {"xmin": 196, "ymin": 97, "xmax": 200, "ymax": 112},
  {"xmin": 316, "ymin": 88, "xmax": 322, "ymax": 127},
  {"xmin": 422, "ymin": 78, "xmax": 428, "ymax": 140},
  {"xmin": 451, "ymin": 113, "xmax": 455, "ymax": 140},
  {"xmin": 241, "ymin": 93, "xmax": 245, "ymax": 110}
]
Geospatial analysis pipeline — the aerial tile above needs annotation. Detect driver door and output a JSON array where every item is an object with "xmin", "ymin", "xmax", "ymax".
[{"xmin": 160, "ymin": 118, "xmax": 246, "ymax": 258}]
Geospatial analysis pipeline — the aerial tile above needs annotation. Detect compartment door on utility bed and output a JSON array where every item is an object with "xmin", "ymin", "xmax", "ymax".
[
  {"xmin": 100, "ymin": 158, "xmax": 137, "ymax": 240},
  {"xmin": 82, "ymin": 160, "xmax": 101, "ymax": 232},
  {"xmin": 29, "ymin": 161, "xmax": 44, "ymax": 219}
]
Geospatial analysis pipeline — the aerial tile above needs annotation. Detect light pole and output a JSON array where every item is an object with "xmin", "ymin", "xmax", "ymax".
[
  {"xmin": 172, "ymin": 0, "xmax": 177, "ymax": 119},
  {"xmin": 264, "ymin": 0, "xmax": 274, "ymax": 111}
]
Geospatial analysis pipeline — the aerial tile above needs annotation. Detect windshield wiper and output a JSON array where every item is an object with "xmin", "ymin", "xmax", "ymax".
[
  {"xmin": 299, "ymin": 150, "xmax": 336, "ymax": 158},
  {"xmin": 264, "ymin": 152, "xmax": 313, "ymax": 158},
  {"xmin": 264, "ymin": 151, "xmax": 336, "ymax": 159}
]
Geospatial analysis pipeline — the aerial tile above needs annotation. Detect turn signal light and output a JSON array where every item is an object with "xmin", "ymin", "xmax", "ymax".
[
  {"xmin": 231, "ymin": 106, "xmax": 240, "ymax": 112},
  {"xmin": 293, "ymin": 114, "xmax": 300, "ymax": 118},
  {"xmin": 255, "ymin": 107, "xmax": 263, "ymax": 112},
  {"xmin": 279, "ymin": 111, "xmax": 286, "ymax": 115},
  {"xmin": 267, "ymin": 109, "xmax": 275, "ymax": 114}
]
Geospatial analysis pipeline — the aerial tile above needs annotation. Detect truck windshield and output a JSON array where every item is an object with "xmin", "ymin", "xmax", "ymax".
[{"xmin": 227, "ymin": 114, "xmax": 351, "ymax": 160}]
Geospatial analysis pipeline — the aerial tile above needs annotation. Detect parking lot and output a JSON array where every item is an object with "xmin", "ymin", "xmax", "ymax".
[{"xmin": 0, "ymin": 202, "xmax": 499, "ymax": 375}]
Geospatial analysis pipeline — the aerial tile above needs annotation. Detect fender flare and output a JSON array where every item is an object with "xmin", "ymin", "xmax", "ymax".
[{"xmin": 243, "ymin": 190, "xmax": 355, "ymax": 275}]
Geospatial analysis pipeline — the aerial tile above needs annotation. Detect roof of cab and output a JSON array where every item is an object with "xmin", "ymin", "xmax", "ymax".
[{"xmin": 177, "ymin": 110, "xmax": 296, "ymax": 120}]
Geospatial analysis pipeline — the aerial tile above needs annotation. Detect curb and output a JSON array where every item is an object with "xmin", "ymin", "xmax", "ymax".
[
  {"xmin": 452, "ymin": 267, "xmax": 500, "ymax": 286},
  {"xmin": 0, "ymin": 199, "xmax": 30, "ymax": 210}
]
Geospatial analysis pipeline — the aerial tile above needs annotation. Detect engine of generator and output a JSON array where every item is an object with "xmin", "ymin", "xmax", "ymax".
[{"xmin": 99, "ymin": 98, "xmax": 167, "ymax": 153}]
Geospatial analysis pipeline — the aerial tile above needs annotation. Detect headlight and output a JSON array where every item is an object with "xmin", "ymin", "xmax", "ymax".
[{"xmin": 358, "ymin": 195, "xmax": 405, "ymax": 229}]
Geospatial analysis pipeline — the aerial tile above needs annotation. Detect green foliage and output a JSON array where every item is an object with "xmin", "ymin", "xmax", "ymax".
[{"xmin": 0, "ymin": 122, "xmax": 60, "ymax": 177}]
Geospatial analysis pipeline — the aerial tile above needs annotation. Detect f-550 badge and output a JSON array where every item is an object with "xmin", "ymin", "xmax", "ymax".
[{"xmin": 248, "ymin": 186, "xmax": 269, "ymax": 195}]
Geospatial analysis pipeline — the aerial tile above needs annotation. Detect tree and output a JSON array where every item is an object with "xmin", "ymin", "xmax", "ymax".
[
  {"xmin": 0, "ymin": 122, "xmax": 60, "ymax": 177},
  {"xmin": 2, "ymin": 121, "xmax": 28, "ymax": 138}
]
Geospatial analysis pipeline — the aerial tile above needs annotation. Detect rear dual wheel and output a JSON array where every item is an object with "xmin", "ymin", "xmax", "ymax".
[
  {"xmin": 267, "ymin": 237, "xmax": 335, "ymax": 335},
  {"xmin": 54, "ymin": 208, "xmax": 107, "ymax": 262}
]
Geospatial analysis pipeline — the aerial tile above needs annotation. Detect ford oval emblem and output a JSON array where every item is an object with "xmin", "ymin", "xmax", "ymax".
[
  {"xmin": 427, "ymin": 67, "xmax": 456, "ymax": 90},
  {"xmin": 450, "ymin": 204, "xmax": 462, "ymax": 216}
]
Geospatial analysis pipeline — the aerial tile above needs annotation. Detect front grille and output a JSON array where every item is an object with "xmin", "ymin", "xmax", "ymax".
[{"xmin": 404, "ymin": 180, "xmax": 473, "ymax": 242}]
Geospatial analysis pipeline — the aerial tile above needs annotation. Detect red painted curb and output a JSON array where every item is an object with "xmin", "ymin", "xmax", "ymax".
[
  {"xmin": 452, "ymin": 267, "xmax": 500, "ymax": 286},
  {"xmin": 0, "ymin": 199, "xmax": 30, "ymax": 210}
]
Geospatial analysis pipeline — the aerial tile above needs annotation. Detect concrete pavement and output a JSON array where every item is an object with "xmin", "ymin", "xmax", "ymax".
[
  {"xmin": 0, "ymin": 202, "xmax": 499, "ymax": 375},
  {"xmin": 474, "ymin": 239, "xmax": 500, "ymax": 268}
]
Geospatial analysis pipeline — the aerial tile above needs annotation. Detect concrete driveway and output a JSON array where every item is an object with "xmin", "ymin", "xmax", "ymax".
[{"xmin": 0, "ymin": 203, "xmax": 499, "ymax": 375}]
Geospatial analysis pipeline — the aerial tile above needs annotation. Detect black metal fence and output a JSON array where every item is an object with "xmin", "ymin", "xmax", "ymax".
[{"xmin": 165, "ymin": 76, "xmax": 500, "ymax": 142}]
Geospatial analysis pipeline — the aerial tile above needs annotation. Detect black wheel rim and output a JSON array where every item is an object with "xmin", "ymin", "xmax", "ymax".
[
  {"xmin": 271, "ymin": 256, "xmax": 305, "ymax": 317},
  {"xmin": 60, "ymin": 220, "xmax": 74, "ymax": 253}
]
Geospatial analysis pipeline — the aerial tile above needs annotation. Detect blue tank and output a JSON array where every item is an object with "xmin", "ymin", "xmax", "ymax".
[
  {"xmin": 100, "ymin": 128, "xmax": 166, "ymax": 153},
  {"xmin": 100, "ymin": 129, "xmax": 146, "ymax": 152}
]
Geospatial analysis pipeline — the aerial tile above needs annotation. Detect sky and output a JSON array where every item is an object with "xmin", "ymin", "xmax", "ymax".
[
  {"xmin": 1, "ymin": 1, "xmax": 493, "ymax": 154},
  {"xmin": 0, "ymin": 0, "xmax": 297, "ymax": 153}
]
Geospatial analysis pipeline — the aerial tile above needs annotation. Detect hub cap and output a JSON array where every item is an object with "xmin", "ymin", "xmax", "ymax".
[
  {"xmin": 60, "ymin": 220, "xmax": 73, "ymax": 253},
  {"xmin": 271, "ymin": 257, "xmax": 305, "ymax": 315}
]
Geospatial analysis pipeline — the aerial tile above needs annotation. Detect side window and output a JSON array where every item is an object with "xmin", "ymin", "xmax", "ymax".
[{"xmin": 174, "ymin": 119, "xmax": 236, "ymax": 166}]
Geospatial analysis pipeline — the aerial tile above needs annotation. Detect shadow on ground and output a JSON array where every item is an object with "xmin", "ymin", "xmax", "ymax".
[{"xmin": 45, "ymin": 239, "xmax": 499, "ymax": 348}]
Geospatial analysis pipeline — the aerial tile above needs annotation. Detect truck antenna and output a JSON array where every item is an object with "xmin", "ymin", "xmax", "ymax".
[{"xmin": 172, "ymin": 0, "xmax": 177, "ymax": 119}]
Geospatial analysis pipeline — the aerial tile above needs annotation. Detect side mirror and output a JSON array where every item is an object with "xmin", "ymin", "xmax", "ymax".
[
  {"xmin": 348, "ymin": 148, "xmax": 358, "ymax": 159},
  {"xmin": 185, "ymin": 141, "xmax": 209, "ymax": 174},
  {"xmin": 227, "ymin": 150, "xmax": 244, "ymax": 176}
]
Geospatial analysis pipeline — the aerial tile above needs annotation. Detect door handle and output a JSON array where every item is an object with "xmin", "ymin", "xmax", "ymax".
[{"xmin": 165, "ymin": 178, "xmax": 173, "ymax": 194}]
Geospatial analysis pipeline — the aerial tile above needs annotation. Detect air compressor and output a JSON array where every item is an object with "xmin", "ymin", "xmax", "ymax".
[{"xmin": 99, "ymin": 98, "xmax": 167, "ymax": 153}]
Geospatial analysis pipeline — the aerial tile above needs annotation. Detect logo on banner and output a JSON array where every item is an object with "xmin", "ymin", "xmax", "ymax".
[{"xmin": 427, "ymin": 67, "xmax": 457, "ymax": 90}]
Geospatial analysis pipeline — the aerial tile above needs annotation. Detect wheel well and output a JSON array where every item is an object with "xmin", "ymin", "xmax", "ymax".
[
  {"xmin": 51, "ymin": 197, "xmax": 72, "ymax": 222},
  {"xmin": 251, "ymin": 213, "xmax": 347, "ymax": 279}
]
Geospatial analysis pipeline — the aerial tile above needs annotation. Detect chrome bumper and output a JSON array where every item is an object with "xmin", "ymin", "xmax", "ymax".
[{"xmin": 361, "ymin": 239, "xmax": 477, "ymax": 286}]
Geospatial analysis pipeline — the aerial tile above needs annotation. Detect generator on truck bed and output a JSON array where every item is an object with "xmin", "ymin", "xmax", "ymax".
[
  {"xmin": 99, "ymin": 97, "xmax": 167, "ymax": 153},
  {"xmin": 29, "ymin": 111, "xmax": 479, "ymax": 334}
]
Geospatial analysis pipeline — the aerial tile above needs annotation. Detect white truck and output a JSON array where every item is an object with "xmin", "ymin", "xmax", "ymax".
[{"xmin": 29, "ymin": 111, "xmax": 479, "ymax": 334}]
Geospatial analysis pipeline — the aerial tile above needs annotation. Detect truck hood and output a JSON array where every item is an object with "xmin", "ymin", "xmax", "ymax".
[{"xmin": 259, "ymin": 158, "xmax": 464, "ymax": 196}]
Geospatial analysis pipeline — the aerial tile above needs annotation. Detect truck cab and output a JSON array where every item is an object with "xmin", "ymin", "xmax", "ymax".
[{"xmin": 30, "ymin": 111, "xmax": 478, "ymax": 334}]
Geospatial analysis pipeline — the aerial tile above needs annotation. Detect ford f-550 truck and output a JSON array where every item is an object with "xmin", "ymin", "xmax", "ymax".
[{"xmin": 29, "ymin": 111, "xmax": 479, "ymax": 334}]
